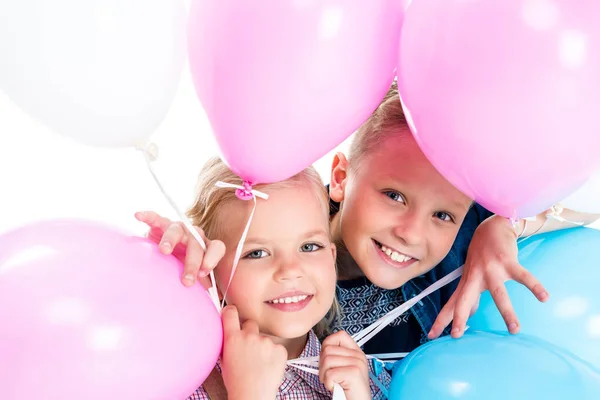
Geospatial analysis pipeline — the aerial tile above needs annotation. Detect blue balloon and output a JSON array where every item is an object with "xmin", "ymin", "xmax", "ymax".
[
  {"xmin": 389, "ymin": 331, "xmax": 600, "ymax": 399},
  {"xmin": 468, "ymin": 227, "xmax": 600, "ymax": 367}
]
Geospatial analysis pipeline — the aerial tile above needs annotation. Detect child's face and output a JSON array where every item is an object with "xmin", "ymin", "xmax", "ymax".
[
  {"xmin": 330, "ymin": 131, "xmax": 472, "ymax": 289},
  {"xmin": 214, "ymin": 183, "xmax": 337, "ymax": 339}
]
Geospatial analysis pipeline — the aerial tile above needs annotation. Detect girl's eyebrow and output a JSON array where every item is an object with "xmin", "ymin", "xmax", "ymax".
[
  {"xmin": 301, "ymin": 229, "xmax": 329, "ymax": 239},
  {"xmin": 244, "ymin": 229, "xmax": 329, "ymax": 245},
  {"xmin": 243, "ymin": 238, "xmax": 270, "ymax": 246}
]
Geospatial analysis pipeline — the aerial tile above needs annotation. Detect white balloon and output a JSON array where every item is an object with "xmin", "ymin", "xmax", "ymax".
[
  {"xmin": 0, "ymin": 0, "xmax": 186, "ymax": 148},
  {"xmin": 560, "ymin": 170, "xmax": 600, "ymax": 214}
]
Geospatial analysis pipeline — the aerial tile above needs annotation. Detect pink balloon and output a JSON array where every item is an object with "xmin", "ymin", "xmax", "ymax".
[
  {"xmin": 0, "ymin": 219, "xmax": 222, "ymax": 400},
  {"xmin": 398, "ymin": 0, "xmax": 600, "ymax": 218},
  {"xmin": 188, "ymin": 0, "xmax": 406, "ymax": 183}
]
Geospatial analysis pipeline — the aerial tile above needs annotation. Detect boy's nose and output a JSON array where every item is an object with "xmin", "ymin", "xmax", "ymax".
[{"xmin": 392, "ymin": 211, "xmax": 425, "ymax": 246}]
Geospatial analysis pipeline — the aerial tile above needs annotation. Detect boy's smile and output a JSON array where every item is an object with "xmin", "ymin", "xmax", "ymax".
[{"xmin": 373, "ymin": 239, "xmax": 418, "ymax": 268}]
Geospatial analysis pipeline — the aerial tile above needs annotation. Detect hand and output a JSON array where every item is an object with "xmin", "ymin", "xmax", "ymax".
[
  {"xmin": 134, "ymin": 211, "xmax": 225, "ymax": 288},
  {"xmin": 319, "ymin": 331, "xmax": 370, "ymax": 400},
  {"xmin": 220, "ymin": 306, "xmax": 287, "ymax": 400},
  {"xmin": 429, "ymin": 215, "xmax": 549, "ymax": 339}
]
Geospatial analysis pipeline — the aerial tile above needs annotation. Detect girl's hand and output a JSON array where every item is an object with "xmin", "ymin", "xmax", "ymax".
[
  {"xmin": 135, "ymin": 211, "xmax": 225, "ymax": 288},
  {"xmin": 319, "ymin": 331, "xmax": 370, "ymax": 400},
  {"xmin": 220, "ymin": 306, "xmax": 288, "ymax": 400}
]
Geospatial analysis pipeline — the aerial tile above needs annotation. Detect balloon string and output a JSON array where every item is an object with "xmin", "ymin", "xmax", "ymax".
[
  {"xmin": 136, "ymin": 143, "xmax": 221, "ymax": 313},
  {"xmin": 352, "ymin": 266, "xmax": 464, "ymax": 347},
  {"xmin": 517, "ymin": 205, "xmax": 585, "ymax": 245},
  {"xmin": 212, "ymin": 181, "xmax": 269, "ymax": 309}
]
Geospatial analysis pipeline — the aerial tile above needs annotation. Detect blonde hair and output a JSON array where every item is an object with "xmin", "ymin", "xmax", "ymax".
[
  {"xmin": 348, "ymin": 81, "xmax": 410, "ymax": 166},
  {"xmin": 186, "ymin": 157, "xmax": 340, "ymax": 337}
]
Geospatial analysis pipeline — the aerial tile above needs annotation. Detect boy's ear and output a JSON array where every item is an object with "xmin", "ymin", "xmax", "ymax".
[{"xmin": 329, "ymin": 152, "xmax": 349, "ymax": 203}]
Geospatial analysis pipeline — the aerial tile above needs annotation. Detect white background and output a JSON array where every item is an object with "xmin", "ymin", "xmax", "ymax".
[{"xmin": 0, "ymin": 63, "xmax": 352, "ymax": 236}]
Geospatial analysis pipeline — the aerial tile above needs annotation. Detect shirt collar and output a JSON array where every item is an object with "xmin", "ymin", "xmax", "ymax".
[{"xmin": 280, "ymin": 330, "xmax": 330, "ymax": 396}]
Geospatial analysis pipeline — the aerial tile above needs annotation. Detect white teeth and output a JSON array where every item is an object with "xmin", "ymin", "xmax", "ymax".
[
  {"xmin": 269, "ymin": 295, "xmax": 309, "ymax": 304},
  {"xmin": 380, "ymin": 244, "xmax": 413, "ymax": 263}
]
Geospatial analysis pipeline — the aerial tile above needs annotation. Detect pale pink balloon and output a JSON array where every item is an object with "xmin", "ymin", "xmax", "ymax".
[
  {"xmin": 0, "ymin": 219, "xmax": 222, "ymax": 400},
  {"xmin": 188, "ymin": 0, "xmax": 406, "ymax": 183},
  {"xmin": 398, "ymin": 0, "xmax": 600, "ymax": 218}
]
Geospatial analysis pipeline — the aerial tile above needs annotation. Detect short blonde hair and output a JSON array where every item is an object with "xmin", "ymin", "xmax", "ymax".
[
  {"xmin": 186, "ymin": 157, "xmax": 340, "ymax": 337},
  {"xmin": 348, "ymin": 81, "xmax": 409, "ymax": 166}
]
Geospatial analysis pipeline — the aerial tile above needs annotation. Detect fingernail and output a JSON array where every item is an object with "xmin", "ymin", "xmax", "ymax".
[
  {"xmin": 183, "ymin": 274, "xmax": 195, "ymax": 284},
  {"xmin": 160, "ymin": 242, "xmax": 171, "ymax": 251},
  {"xmin": 198, "ymin": 270, "xmax": 208, "ymax": 278},
  {"xmin": 508, "ymin": 322, "xmax": 518, "ymax": 333},
  {"xmin": 451, "ymin": 327, "xmax": 460, "ymax": 335},
  {"xmin": 539, "ymin": 291, "xmax": 549, "ymax": 300}
]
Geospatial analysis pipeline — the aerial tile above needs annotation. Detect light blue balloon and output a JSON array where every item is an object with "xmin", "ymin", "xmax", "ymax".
[
  {"xmin": 389, "ymin": 331, "xmax": 600, "ymax": 399},
  {"xmin": 468, "ymin": 227, "xmax": 600, "ymax": 367}
]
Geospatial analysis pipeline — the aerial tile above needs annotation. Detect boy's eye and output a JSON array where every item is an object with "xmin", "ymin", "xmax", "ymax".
[
  {"xmin": 244, "ymin": 249, "xmax": 269, "ymax": 259},
  {"xmin": 383, "ymin": 190, "xmax": 405, "ymax": 203},
  {"xmin": 434, "ymin": 211, "xmax": 454, "ymax": 223},
  {"xmin": 300, "ymin": 243, "xmax": 323, "ymax": 252}
]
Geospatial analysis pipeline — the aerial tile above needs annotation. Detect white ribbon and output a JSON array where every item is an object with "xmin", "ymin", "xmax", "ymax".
[
  {"xmin": 352, "ymin": 266, "xmax": 464, "ymax": 347},
  {"xmin": 214, "ymin": 181, "xmax": 268, "ymax": 308},
  {"xmin": 138, "ymin": 144, "xmax": 221, "ymax": 312},
  {"xmin": 282, "ymin": 360, "xmax": 345, "ymax": 400}
]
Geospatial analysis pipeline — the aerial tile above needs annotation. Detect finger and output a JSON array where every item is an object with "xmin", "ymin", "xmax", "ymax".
[
  {"xmin": 429, "ymin": 294, "xmax": 456, "ymax": 339},
  {"xmin": 135, "ymin": 211, "xmax": 173, "ymax": 231},
  {"xmin": 135, "ymin": 211, "xmax": 174, "ymax": 242},
  {"xmin": 321, "ymin": 344, "xmax": 367, "ymax": 364},
  {"xmin": 451, "ymin": 282, "xmax": 482, "ymax": 338},
  {"xmin": 221, "ymin": 305, "xmax": 241, "ymax": 334},
  {"xmin": 322, "ymin": 330, "xmax": 361, "ymax": 351},
  {"xmin": 182, "ymin": 233, "xmax": 207, "ymax": 287},
  {"xmin": 199, "ymin": 239, "xmax": 226, "ymax": 278},
  {"xmin": 160, "ymin": 223, "xmax": 188, "ymax": 254},
  {"xmin": 511, "ymin": 263, "xmax": 549, "ymax": 302},
  {"xmin": 241, "ymin": 319, "xmax": 260, "ymax": 335},
  {"xmin": 469, "ymin": 297, "xmax": 480, "ymax": 317},
  {"xmin": 319, "ymin": 355, "xmax": 365, "ymax": 385},
  {"xmin": 488, "ymin": 282, "xmax": 520, "ymax": 334},
  {"xmin": 322, "ymin": 366, "xmax": 364, "ymax": 392}
]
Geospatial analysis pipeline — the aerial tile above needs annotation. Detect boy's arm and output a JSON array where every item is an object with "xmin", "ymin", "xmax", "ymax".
[{"xmin": 429, "ymin": 206, "xmax": 600, "ymax": 340}]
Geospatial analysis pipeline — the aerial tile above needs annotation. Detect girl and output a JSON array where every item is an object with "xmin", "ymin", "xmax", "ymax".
[{"xmin": 149, "ymin": 157, "xmax": 390, "ymax": 399}]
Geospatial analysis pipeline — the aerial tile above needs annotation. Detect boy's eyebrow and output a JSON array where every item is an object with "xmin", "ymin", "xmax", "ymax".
[{"xmin": 449, "ymin": 200, "xmax": 472, "ymax": 213}]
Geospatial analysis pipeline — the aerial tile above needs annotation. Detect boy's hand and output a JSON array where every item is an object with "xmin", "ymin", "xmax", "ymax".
[
  {"xmin": 429, "ymin": 215, "xmax": 549, "ymax": 339},
  {"xmin": 319, "ymin": 331, "xmax": 370, "ymax": 400},
  {"xmin": 134, "ymin": 211, "xmax": 225, "ymax": 288},
  {"xmin": 221, "ymin": 306, "xmax": 287, "ymax": 400}
]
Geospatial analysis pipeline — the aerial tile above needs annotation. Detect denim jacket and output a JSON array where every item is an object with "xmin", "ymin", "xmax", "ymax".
[{"xmin": 401, "ymin": 202, "xmax": 492, "ymax": 339}]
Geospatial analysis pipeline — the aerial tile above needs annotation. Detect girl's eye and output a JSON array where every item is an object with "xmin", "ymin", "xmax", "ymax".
[
  {"xmin": 244, "ymin": 249, "xmax": 268, "ymax": 259},
  {"xmin": 383, "ymin": 190, "xmax": 405, "ymax": 203},
  {"xmin": 300, "ymin": 243, "xmax": 323, "ymax": 252},
  {"xmin": 434, "ymin": 211, "xmax": 454, "ymax": 223}
]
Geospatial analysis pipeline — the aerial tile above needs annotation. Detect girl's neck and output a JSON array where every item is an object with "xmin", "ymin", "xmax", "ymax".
[
  {"xmin": 269, "ymin": 333, "xmax": 309, "ymax": 359},
  {"xmin": 330, "ymin": 212, "xmax": 366, "ymax": 281}
]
